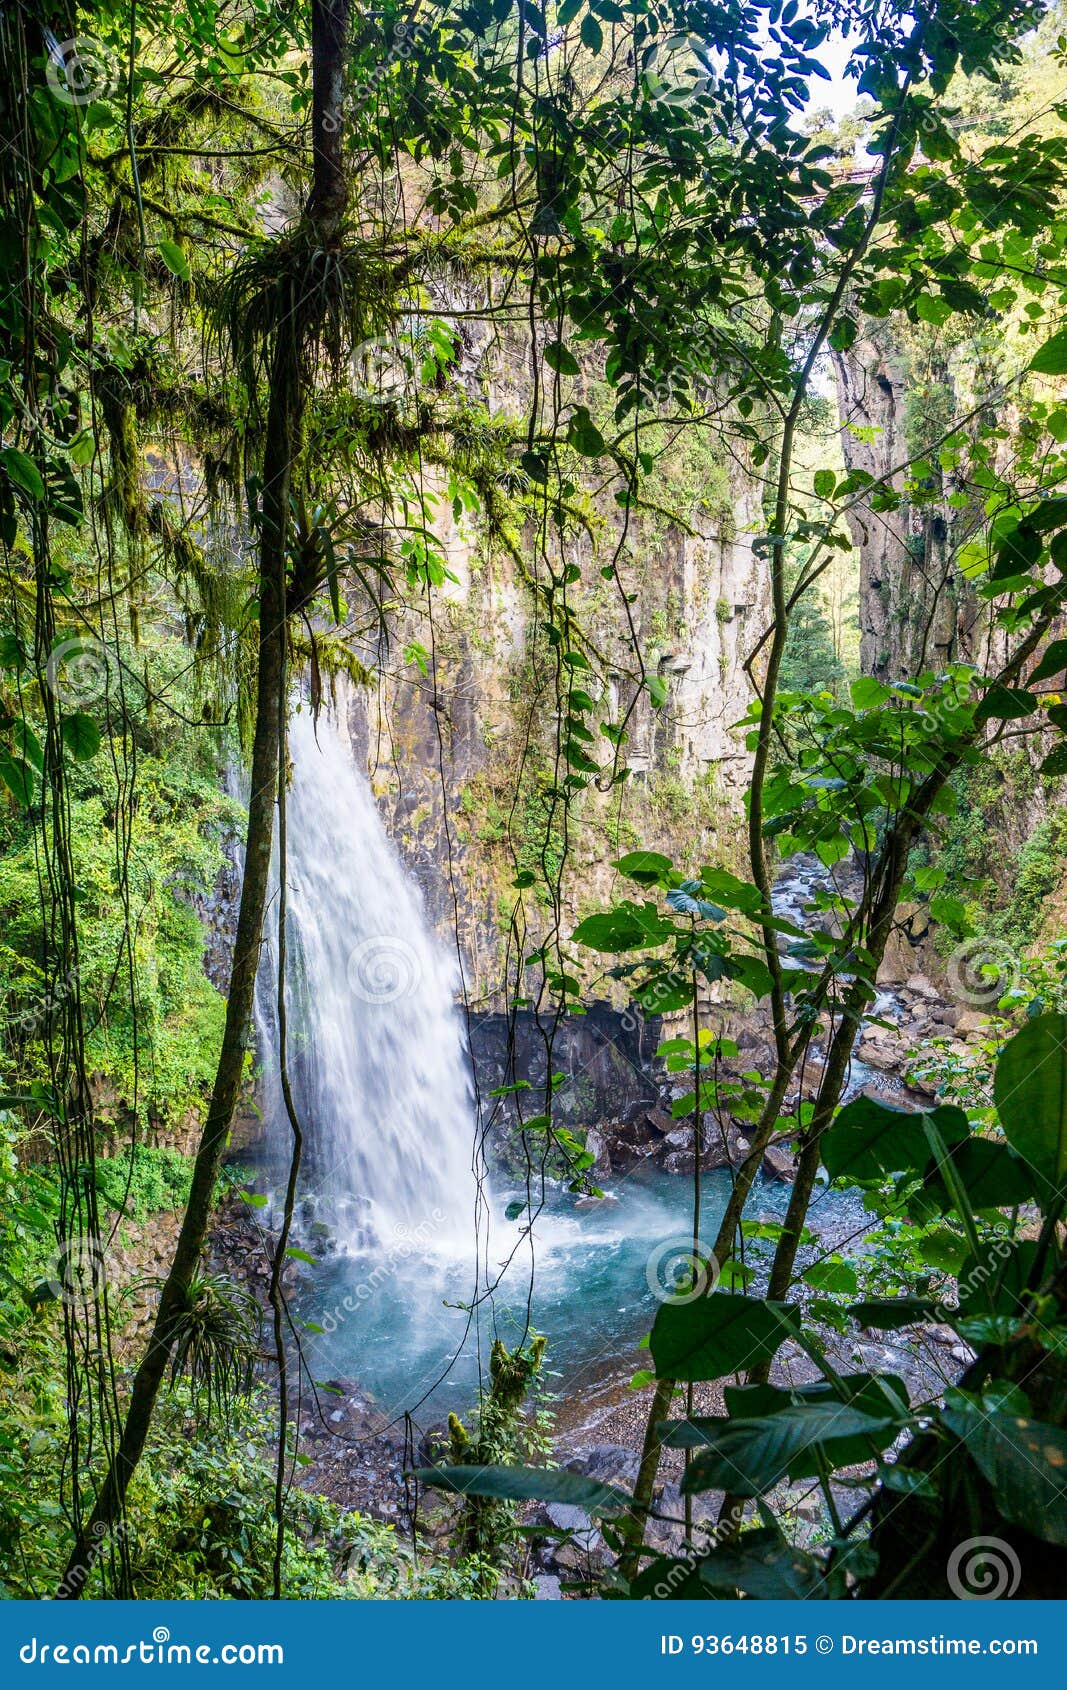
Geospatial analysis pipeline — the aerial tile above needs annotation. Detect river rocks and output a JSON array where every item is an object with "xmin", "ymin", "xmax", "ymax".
[
  {"xmin": 543, "ymin": 1502, "xmax": 605, "ymax": 1572},
  {"xmin": 762, "ymin": 1141, "xmax": 795, "ymax": 1182},
  {"xmin": 856, "ymin": 1029, "xmax": 903, "ymax": 1070},
  {"xmin": 644, "ymin": 1106, "xmax": 675, "ymax": 1137},
  {"xmin": 955, "ymin": 1009, "xmax": 991, "ymax": 1036},
  {"xmin": 567, "ymin": 1443, "xmax": 642, "ymax": 1491},
  {"xmin": 663, "ymin": 1149, "xmax": 696, "ymax": 1174},
  {"xmin": 533, "ymin": 1573, "xmax": 562, "ymax": 1599}
]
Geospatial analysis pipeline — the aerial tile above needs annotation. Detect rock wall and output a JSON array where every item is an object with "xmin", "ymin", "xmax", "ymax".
[
  {"xmin": 335, "ymin": 454, "xmax": 767, "ymax": 1002},
  {"xmin": 834, "ymin": 331, "xmax": 1067, "ymax": 933},
  {"xmin": 833, "ymin": 335, "xmax": 981, "ymax": 682}
]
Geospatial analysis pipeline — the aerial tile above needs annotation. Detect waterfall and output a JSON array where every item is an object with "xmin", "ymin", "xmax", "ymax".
[{"xmin": 255, "ymin": 704, "xmax": 482, "ymax": 1257}]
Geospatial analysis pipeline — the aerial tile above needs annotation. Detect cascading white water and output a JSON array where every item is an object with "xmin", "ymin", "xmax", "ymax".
[{"xmin": 255, "ymin": 704, "xmax": 482, "ymax": 1256}]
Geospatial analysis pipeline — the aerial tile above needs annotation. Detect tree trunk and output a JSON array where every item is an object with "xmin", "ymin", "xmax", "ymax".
[
  {"xmin": 58, "ymin": 0, "xmax": 351, "ymax": 1595},
  {"xmin": 58, "ymin": 342, "xmax": 298, "ymax": 1592}
]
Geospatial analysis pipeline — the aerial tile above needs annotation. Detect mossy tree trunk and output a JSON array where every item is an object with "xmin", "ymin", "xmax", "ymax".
[{"xmin": 58, "ymin": 0, "xmax": 350, "ymax": 1597}]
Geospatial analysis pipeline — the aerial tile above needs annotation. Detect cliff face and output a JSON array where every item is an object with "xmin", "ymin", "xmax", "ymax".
[
  {"xmin": 334, "ymin": 459, "xmax": 767, "ymax": 1003},
  {"xmin": 834, "ymin": 333, "xmax": 1067, "ymax": 932},
  {"xmin": 833, "ymin": 337, "xmax": 981, "ymax": 682}
]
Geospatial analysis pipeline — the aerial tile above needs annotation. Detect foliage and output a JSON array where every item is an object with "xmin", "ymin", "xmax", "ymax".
[
  {"xmin": 0, "ymin": 628, "xmax": 241, "ymax": 1128},
  {"xmin": 443, "ymin": 1335, "xmax": 552, "ymax": 1597},
  {"xmin": 423, "ymin": 1015, "xmax": 1067, "ymax": 1597},
  {"xmin": 6, "ymin": 0, "xmax": 1067, "ymax": 1602}
]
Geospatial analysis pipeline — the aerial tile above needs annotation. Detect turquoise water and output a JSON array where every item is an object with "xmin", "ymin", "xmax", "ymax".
[{"xmin": 292, "ymin": 1165, "xmax": 857, "ymax": 1426}]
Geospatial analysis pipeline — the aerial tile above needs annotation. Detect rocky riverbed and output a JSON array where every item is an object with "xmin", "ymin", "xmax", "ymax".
[{"xmin": 206, "ymin": 842, "xmax": 995, "ymax": 1595}]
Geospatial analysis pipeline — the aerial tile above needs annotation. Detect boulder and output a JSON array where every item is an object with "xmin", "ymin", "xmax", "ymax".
[
  {"xmin": 955, "ymin": 1010, "xmax": 990, "ymax": 1037},
  {"xmin": 644, "ymin": 1106, "xmax": 675, "ymax": 1137},
  {"xmin": 857, "ymin": 1031, "xmax": 903, "ymax": 1070},
  {"xmin": 762, "ymin": 1142, "xmax": 795, "ymax": 1182},
  {"xmin": 663, "ymin": 1149, "xmax": 696, "ymax": 1175},
  {"xmin": 575, "ymin": 1191, "xmax": 620, "ymax": 1211},
  {"xmin": 569, "ymin": 1443, "xmax": 642, "ymax": 1491},
  {"xmin": 544, "ymin": 1502, "xmax": 604, "ymax": 1570},
  {"xmin": 533, "ymin": 1573, "xmax": 562, "ymax": 1600}
]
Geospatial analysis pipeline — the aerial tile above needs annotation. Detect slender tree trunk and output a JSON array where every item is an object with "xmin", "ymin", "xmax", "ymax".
[
  {"xmin": 58, "ymin": 347, "xmax": 298, "ymax": 1592},
  {"xmin": 59, "ymin": 0, "xmax": 354, "ymax": 1599},
  {"xmin": 59, "ymin": 0, "xmax": 351, "ymax": 1594}
]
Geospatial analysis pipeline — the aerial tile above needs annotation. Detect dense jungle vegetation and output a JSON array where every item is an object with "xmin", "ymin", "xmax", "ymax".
[{"xmin": 6, "ymin": 0, "xmax": 1067, "ymax": 1603}]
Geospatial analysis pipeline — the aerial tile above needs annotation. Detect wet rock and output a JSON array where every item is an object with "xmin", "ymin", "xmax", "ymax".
[
  {"xmin": 569, "ymin": 1443, "xmax": 641, "ymax": 1491},
  {"xmin": 663, "ymin": 1149, "xmax": 696, "ymax": 1175},
  {"xmin": 644, "ymin": 1107, "xmax": 675, "ymax": 1137},
  {"xmin": 533, "ymin": 1573, "xmax": 562, "ymax": 1600},
  {"xmin": 762, "ymin": 1142, "xmax": 795, "ymax": 1182}
]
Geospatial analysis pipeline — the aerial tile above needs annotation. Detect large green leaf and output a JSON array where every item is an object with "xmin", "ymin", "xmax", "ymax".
[
  {"xmin": 664, "ymin": 1402, "xmax": 903, "ymax": 1497},
  {"xmin": 787, "ymin": 1374, "xmax": 911, "ymax": 1479},
  {"xmin": 919, "ymin": 1138, "xmax": 1037, "ymax": 1215},
  {"xmin": 1029, "ymin": 638, "xmax": 1067, "ymax": 684},
  {"xmin": 614, "ymin": 850, "xmax": 673, "ymax": 885},
  {"xmin": 60, "ymin": 713, "xmax": 101, "ymax": 762},
  {"xmin": 957, "ymin": 1241, "xmax": 1039, "ymax": 1318},
  {"xmin": 822, "ymin": 1096, "xmax": 967, "ymax": 1184},
  {"xmin": 943, "ymin": 1404, "xmax": 1067, "ymax": 1547},
  {"xmin": 0, "ymin": 751, "xmax": 34, "ymax": 806},
  {"xmin": 975, "ymin": 684, "xmax": 1037, "ymax": 722},
  {"xmin": 724, "ymin": 1371, "xmax": 910, "ymax": 1423},
  {"xmin": 993, "ymin": 1014, "xmax": 1067, "ymax": 1196},
  {"xmin": 0, "ymin": 446, "xmax": 45, "ymax": 501},
  {"xmin": 848, "ymin": 1297, "xmax": 941, "ymax": 1330},
  {"xmin": 1030, "ymin": 327, "xmax": 1067, "ymax": 376},
  {"xmin": 411, "ymin": 1465, "xmax": 631, "ymax": 1511},
  {"xmin": 628, "ymin": 1556, "xmax": 718, "ymax": 1599},
  {"xmin": 158, "ymin": 239, "xmax": 191, "ymax": 282},
  {"xmin": 649, "ymin": 1293, "xmax": 799, "ymax": 1382},
  {"xmin": 572, "ymin": 900, "xmax": 673, "ymax": 952}
]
